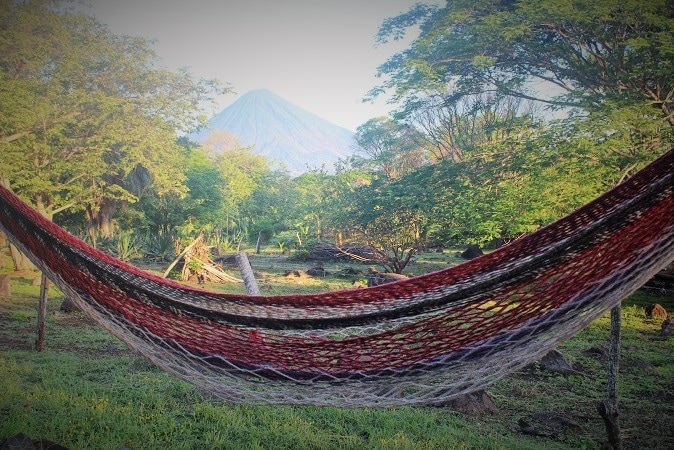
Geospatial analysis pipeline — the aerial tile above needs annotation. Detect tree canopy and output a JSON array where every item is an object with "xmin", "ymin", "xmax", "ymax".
[
  {"xmin": 0, "ymin": 0, "xmax": 223, "ymax": 227},
  {"xmin": 373, "ymin": 0, "xmax": 674, "ymax": 124},
  {"xmin": 356, "ymin": 0, "xmax": 674, "ymax": 253}
]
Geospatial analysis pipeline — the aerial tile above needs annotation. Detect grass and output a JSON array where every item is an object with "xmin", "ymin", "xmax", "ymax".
[{"xmin": 1, "ymin": 248, "xmax": 673, "ymax": 449}]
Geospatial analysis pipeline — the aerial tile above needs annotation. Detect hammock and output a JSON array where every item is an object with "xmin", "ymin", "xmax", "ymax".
[{"xmin": 0, "ymin": 149, "xmax": 673, "ymax": 407}]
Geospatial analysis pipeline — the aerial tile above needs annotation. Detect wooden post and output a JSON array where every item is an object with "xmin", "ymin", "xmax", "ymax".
[
  {"xmin": 35, "ymin": 273, "xmax": 49, "ymax": 352},
  {"xmin": 597, "ymin": 305, "xmax": 622, "ymax": 449},
  {"xmin": 236, "ymin": 252, "xmax": 260, "ymax": 295}
]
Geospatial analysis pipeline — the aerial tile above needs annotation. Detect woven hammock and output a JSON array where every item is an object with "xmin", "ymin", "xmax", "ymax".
[{"xmin": 0, "ymin": 149, "xmax": 673, "ymax": 407}]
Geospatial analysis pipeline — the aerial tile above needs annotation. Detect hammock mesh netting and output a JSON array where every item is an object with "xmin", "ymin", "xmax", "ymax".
[{"xmin": 0, "ymin": 149, "xmax": 673, "ymax": 407}]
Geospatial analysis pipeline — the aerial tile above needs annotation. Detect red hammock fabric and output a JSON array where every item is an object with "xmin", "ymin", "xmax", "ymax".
[{"xmin": 0, "ymin": 149, "xmax": 672, "ymax": 406}]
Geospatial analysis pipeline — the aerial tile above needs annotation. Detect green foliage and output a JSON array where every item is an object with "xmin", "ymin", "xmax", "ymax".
[
  {"xmin": 96, "ymin": 231, "xmax": 142, "ymax": 262},
  {"xmin": 115, "ymin": 231, "xmax": 142, "ymax": 262},
  {"xmin": 186, "ymin": 259, "xmax": 203, "ymax": 272},
  {"xmin": 373, "ymin": 0, "xmax": 674, "ymax": 124},
  {"xmin": 354, "ymin": 117, "xmax": 427, "ymax": 178},
  {"xmin": 240, "ymin": 170, "xmax": 299, "ymax": 228},
  {"xmin": 293, "ymin": 169, "xmax": 333, "ymax": 241},
  {"xmin": 202, "ymin": 131, "xmax": 271, "ymax": 213},
  {"xmin": 142, "ymin": 231, "xmax": 176, "ymax": 262},
  {"xmin": 183, "ymin": 147, "xmax": 228, "ymax": 227},
  {"xmin": 0, "ymin": 0, "xmax": 223, "ymax": 230},
  {"xmin": 218, "ymin": 233, "xmax": 244, "ymax": 254},
  {"xmin": 342, "ymin": 0, "xmax": 671, "ymax": 250},
  {"xmin": 274, "ymin": 230, "xmax": 299, "ymax": 253},
  {"xmin": 288, "ymin": 247, "xmax": 310, "ymax": 262},
  {"xmin": 248, "ymin": 219, "xmax": 276, "ymax": 245}
]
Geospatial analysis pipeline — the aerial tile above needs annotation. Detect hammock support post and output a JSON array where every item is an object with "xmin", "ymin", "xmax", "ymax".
[
  {"xmin": 35, "ymin": 273, "xmax": 48, "ymax": 352},
  {"xmin": 598, "ymin": 306, "xmax": 623, "ymax": 449}
]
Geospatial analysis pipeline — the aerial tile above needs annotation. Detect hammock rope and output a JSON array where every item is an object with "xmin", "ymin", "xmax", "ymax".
[{"xmin": 0, "ymin": 148, "xmax": 673, "ymax": 407}]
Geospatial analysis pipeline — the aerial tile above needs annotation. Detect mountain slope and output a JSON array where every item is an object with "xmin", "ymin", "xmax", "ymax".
[{"xmin": 189, "ymin": 89, "xmax": 356, "ymax": 174}]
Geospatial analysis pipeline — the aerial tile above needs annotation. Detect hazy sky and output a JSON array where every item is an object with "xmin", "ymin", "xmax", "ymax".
[{"xmin": 82, "ymin": 0, "xmax": 436, "ymax": 131}]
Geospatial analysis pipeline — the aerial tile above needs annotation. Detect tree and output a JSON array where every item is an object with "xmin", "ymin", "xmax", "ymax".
[
  {"xmin": 199, "ymin": 131, "xmax": 272, "ymax": 244},
  {"xmin": 240, "ymin": 169, "xmax": 298, "ymax": 230},
  {"xmin": 126, "ymin": 143, "xmax": 227, "ymax": 236},
  {"xmin": 395, "ymin": 91, "xmax": 541, "ymax": 163},
  {"xmin": 344, "ymin": 173, "xmax": 433, "ymax": 273},
  {"xmin": 0, "ymin": 0, "xmax": 222, "ymax": 238},
  {"xmin": 293, "ymin": 168, "xmax": 333, "ymax": 243},
  {"xmin": 373, "ymin": 0, "xmax": 674, "ymax": 124},
  {"xmin": 354, "ymin": 117, "xmax": 427, "ymax": 179},
  {"xmin": 368, "ymin": 0, "xmax": 674, "ymax": 244}
]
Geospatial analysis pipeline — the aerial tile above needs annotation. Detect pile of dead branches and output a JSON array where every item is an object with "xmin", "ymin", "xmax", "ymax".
[{"xmin": 163, "ymin": 235, "xmax": 242, "ymax": 284}]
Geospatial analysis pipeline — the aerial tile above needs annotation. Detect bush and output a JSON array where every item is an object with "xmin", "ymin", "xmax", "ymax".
[
  {"xmin": 142, "ymin": 231, "xmax": 176, "ymax": 262},
  {"xmin": 248, "ymin": 219, "xmax": 276, "ymax": 244}
]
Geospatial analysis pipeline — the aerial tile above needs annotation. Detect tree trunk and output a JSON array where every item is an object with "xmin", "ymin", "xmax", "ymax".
[
  {"xmin": 99, "ymin": 199, "xmax": 117, "ymax": 238},
  {"xmin": 236, "ymin": 252, "xmax": 260, "ymax": 295},
  {"xmin": 88, "ymin": 198, "xmax": 117, "ymax": 238}
]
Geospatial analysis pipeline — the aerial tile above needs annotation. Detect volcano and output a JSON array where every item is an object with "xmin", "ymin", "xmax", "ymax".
[{"xmin": 188, "ymin": 89, "xmax": 356, "ymax": 174}]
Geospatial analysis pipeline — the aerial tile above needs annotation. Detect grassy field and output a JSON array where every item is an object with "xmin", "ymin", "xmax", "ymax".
[{"xmin": 1, "ymin": 248, "xmax": 672, "ymax": 449}]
